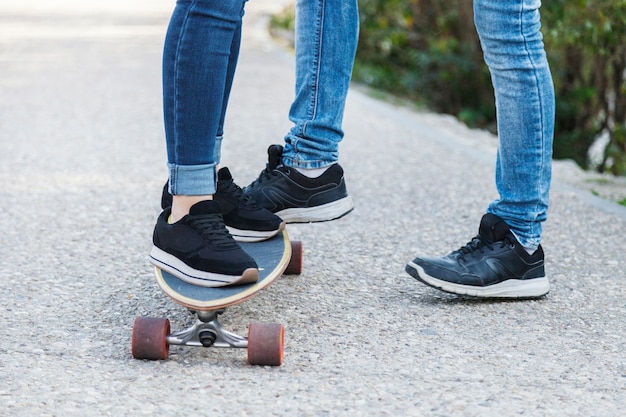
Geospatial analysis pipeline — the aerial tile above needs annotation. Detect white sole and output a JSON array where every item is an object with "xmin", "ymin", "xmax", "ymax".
[
  {"xmin": 227, "ymin": 222, "xmax": 285, "ymax": 243},
  {"xmin": 149, "ymin": 246, "xmax": 258, "ymax": 288},
  {"xmin": 407, "ymin": 261, "xmax": 550, "ymax": 298},
  {"xmin": 277, "ymin": 196, "xmax": 354, "ymax": 223}
]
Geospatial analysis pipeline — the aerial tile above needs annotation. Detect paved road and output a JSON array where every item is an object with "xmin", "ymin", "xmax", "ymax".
[{"xmin": 1, "ymin": 1, "xmax": 625, "ymax": 416}]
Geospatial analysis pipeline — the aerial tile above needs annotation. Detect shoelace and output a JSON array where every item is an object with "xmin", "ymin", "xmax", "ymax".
[
  {"xmin": 220, "ymin": 179, "xmax": 261, "ymax": 209},
  {"xmin": 246, "ymin": 165, "xmax": 282, "ymax": 190},
  {"xmin": 187, "ymin": 214, "xmax": 237, "ymax": 249},
  {"xmin": 457, "ymin": 235, "xmax": 514, "ymax": 260},
  {"xmin": 246, "ymin": 144, "xmax": 284, "ymax": 190}
]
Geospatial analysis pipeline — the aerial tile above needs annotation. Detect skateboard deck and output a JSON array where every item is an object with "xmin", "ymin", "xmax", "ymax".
[
  {"xmin": 132, "ymin": 229, "xmax": 302, "ymax": 366},
  {"xmin": 156, "ymin": 229, "xmax": 293, "ymax": 311}
]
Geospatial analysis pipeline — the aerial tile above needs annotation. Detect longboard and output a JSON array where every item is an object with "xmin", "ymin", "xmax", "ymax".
[{"xmin": 132, "ymin": 230, "xmax": 302, "ymax": 366}]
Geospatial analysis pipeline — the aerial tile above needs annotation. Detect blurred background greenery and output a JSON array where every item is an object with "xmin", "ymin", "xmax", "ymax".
[{"xmin": 271, "ymin": 0, "xmax": 626, "ymax": 177}]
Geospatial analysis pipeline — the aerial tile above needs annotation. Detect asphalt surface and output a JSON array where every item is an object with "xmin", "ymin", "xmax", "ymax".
[{"xmin": 1, "ymin": 1, "xmax": 625, "ymax": 416}]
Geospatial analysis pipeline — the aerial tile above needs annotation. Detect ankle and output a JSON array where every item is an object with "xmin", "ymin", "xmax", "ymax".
[
  {"xmin": 294, "ymin": 166, "xmax": 330, "ymax": 178},
  {"xmin": 170, "ymin": 195, "xmax": 213, "ymax": 223}
]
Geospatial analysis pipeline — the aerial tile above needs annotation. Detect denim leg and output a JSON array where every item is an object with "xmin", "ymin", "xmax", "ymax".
[
  {"xmin": 163, "ymin": 0, "xmax": 245, "ymax": 195},
  {"xmin": 214, "ymin": 18, "xmax": 243, "ymax": 166},
  {"xmin": 474, "ymin": 0, "xmax": 555, "ymax": 249},
  {"xmin": 281, "ymin": 0, "xmax": 359, "ymax": 169}
]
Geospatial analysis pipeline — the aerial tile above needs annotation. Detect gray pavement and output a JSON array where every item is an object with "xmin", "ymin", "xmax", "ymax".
[{"xmin": 1, "ymin": 1, "xmax": 625, "ymax": 416}]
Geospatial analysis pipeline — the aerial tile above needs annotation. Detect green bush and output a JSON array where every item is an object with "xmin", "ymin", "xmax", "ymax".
[
  {"xmin": 356, "ymin": 0, "xmax": 626, "ymax": 175},
  {"xmin": 355, "ymin": 0, "xmax": 495, "ymax": 129},
  {"xmin": 542, "ymin": 0, "xmax": 626, "ymax": 175},
  {"xmin": 272, "ymin": 1, "xmax": 626, "ymax": 175}
]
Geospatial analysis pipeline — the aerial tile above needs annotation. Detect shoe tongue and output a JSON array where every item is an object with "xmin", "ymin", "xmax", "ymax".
[
  {"xmin": 217, "ymin": 167, "xmax": 233, "ymax": 181},
  {"xmin": 267, "ymin": 144, "xmax": 284, "ymax": 170},
  {"xmin": 478, "ymin": 213, "xmax": 510, "ymax": 243},
  {"xmin": 189, "ymin": 200, "xmax": 222, "ymax": 216}
]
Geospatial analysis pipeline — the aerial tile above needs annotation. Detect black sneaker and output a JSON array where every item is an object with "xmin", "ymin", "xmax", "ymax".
[
  {"xmin": 243, "ymin": 144, "xmax": 354, "ymax": 223},
  {"xmin": 150, "ymin": 200, "xmax": 259, "ymax": 287},
  {"xmin": 161, "ymin": 167, "xmax": 285, "ymax": 242},
  {"xmin": 405, "ymin": 213, "xmax": 550, "ymax": 298}
]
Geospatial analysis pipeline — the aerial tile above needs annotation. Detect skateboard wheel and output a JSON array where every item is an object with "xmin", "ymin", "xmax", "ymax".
[
  {"xmin": 131, "ymin": 317, "xmax": 170, "ymax": 360},
  {"xmin": 247, "ymin": 322, "xmax": 284, "ymax": 366},
  {"xmin": 285, "ymin": 241, "xmax": 303, "ymax": 275}
]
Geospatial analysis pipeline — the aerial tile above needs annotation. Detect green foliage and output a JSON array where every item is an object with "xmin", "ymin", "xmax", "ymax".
[
  {"xmin": 355, "ymin": 0, "xmax": 626, "ymax": 175},
  {"xmin": 269, "ymin": 2, "xmax": 295, "ymax": 32},
  {"xmin": 355, "ymin": 0, "xmax": 495, "ymax": 129},
  {"xmin": 542, "ymin": 0, "xmax": 626, "ymax": 175},
  {"xmin": 271, "ymin": 1, "xmax": 626, "ymax": 176}
]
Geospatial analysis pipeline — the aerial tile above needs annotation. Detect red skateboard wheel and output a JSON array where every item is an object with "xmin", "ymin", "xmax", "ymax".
[
  {"xmin": 247, "ymin": 322, "xmax": 284, "ymax": 366},
  {"xmin": 285, "ymin": 240, "xmax": 303, "ymax": 275},
  {"xmin": 131, "ymin": 317, "xmax": 170, "ymax": 360}
]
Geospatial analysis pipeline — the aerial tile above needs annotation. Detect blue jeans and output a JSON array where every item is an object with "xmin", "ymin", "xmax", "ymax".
[
  {"xmin": 475, "ymin": 0, "xmax": 555, "ymax": 249},
  {"xmin": 163, "ymin": 0, "xmax": 245, "ymax": 196},
  {"xmin": 163, "ymin": 0, "xmax": 359, "ymax": 195},
  {"xmin": 281, "ymin": 0, "xmax": 359, "ymax": 169}
]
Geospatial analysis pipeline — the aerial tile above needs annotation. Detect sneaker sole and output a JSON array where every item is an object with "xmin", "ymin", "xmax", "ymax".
[
  {"xmin": 405, "ymin": 261, "xmax": 550, "ymax": 299},
  {"xmin": 150, "ymin": 246, "xmax": 259, "ymax": 288},
  {"xmin": 227, "ymin": 222, "xmax": 286, "ymax": 243},
  {"xmin": 276, "ymin": 196, "xmax": 354, "ymax": 224}
]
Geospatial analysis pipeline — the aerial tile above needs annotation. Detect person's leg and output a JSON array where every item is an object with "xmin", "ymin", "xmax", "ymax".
[
  {"xmin": 281, "ymin": 0, "xmax": 359, "ymax": 169},
  {"xmin": 159, "ymin": 2, "xmax": 284, "ymax": 240},
  {"xmin": 214, "ymin": 14, "xmax": 243, "ymax": 167},
  {"xmin": 152, "ymin": 0, "xmax": 259, "ymax": 287},
  {"xmin": 244, "ymin": 0, "xmax": 359, "ymax": 223},
  {"xmin": 163, "ymin": 0, "xmax": 243, "ymax": 220},
  {"xmin": 479, "ymin": 0, "xmax": 554, "ymax": 250},
  {"xmin": 405, "ymin": 0, "xmax": 554, "ymax": 298}
]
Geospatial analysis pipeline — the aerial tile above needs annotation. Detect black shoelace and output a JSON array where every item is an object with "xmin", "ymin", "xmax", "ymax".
[
  {"xmin": 457, "ymin": 235, "xmax": 514, "ymax": 260},
  {"xmin": 249, "ymin": 164, "xmax": 281, "ymax": 186},
  {"xmin": 220, "ymin": 179, "xmax": 261, "ymax": 209},
  {"xmin": 187, "ymin": 214, "xmax": 237, "ymax": 249}
]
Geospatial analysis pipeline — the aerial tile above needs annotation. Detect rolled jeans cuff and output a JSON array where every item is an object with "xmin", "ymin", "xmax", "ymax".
[{"xmin": 168, "ymin": 163, "xmax": 217, "ymax": 196}]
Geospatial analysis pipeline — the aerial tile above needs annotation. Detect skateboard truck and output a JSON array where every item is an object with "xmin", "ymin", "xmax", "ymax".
[
  {"xmin": 132, "ymin": 312, "xmax": 285, "ymax": 366},
  {"xmin": 167, "ymin": 310, "xmax": 247, "ymax": 349}
]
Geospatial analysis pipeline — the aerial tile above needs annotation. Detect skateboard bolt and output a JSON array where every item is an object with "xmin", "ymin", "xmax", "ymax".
[{"xmin": 199, "ymin": 330, "xmax": 217, "ymax": 347}]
